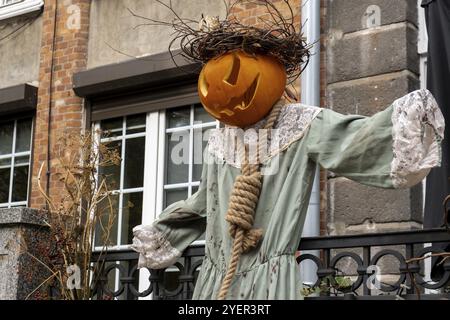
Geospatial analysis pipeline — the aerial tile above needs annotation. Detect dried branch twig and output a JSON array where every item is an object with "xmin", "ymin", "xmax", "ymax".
[
  {"xmin": 32, "ymin": 130, "xmax": 121, "ymax": 300},
  {"xmin": 404, "ymin": 252, "xmax": 450, "ymax": 300},
  {"xmin": 128, "ymin": 0, "xmax": 311, "ymax": 83}
]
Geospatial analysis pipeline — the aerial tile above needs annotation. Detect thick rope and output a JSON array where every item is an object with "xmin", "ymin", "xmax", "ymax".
[{"xmin": 217, "ymin": 98, "xmax": 285, "ymax": 299}]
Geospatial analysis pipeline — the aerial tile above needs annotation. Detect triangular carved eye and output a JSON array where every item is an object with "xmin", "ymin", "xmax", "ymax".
[
  {"xmin": 199, "ymin": 73, "xmax": 209, "ymax": 97},
  {"xmin": 223, "ymin": 53, "xmax": 240, "ymax": 86}
]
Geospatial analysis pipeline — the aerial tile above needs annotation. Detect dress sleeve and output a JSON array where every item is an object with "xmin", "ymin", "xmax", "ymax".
[
  {"xmin": 306, "ymin": 89, "xmax": 445, "ymax": 189},
  {"xmin": 131, "ymin": 162, "xmax": 207, "ymax": 269}
]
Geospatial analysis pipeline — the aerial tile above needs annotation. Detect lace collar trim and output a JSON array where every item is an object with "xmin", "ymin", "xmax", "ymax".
[{"xmin": 207, "ymin": 103, "xmax": 322, "ymax": 168}]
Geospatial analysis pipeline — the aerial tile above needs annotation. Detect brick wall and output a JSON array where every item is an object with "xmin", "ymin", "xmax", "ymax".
[
  {"xmin": 29, "ymin": 0, "xmax": 91, "ymax": 209},
  {"xmin": 229, "ymin": 0, "xmax": 301, "ymax": 28},
  {"xmin": 229, "ymin": 0, "xmax": 302, "ymax": 95}
]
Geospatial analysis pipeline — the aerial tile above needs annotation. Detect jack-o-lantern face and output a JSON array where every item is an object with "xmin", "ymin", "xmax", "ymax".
[{"xmin": 198, "ymin": 50, "xmax": 287, "ymax": 127}]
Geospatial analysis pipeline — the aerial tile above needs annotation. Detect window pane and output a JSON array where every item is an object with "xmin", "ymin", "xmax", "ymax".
[
  {"xmin": 194, "ymin": 104, "xmax": 214, "ymax": 124},
  {"xmin": 99, "ymin": 140, "xmax": 121, "ymax": 191},
  {"xmin": 15, "ymin": 155, "xmax": 29, "ymax": 165},
  {"xmin": 120, "ymin": 192, "xmax": 143, "ymax": 245},
  {"xmin": 167, "ymin": 106, "xmax": 190, "ymax": 128},
  {"xmin": 0, "ymin": 158, "xmax": 11, "ymax": 167},
  {"xmin": 0, "ymin": 121, "xmax": 14, "ymax": 155},
  {"xmin": 95, "ymin": 194, "xmax": 119, "ymax": 247},
  {"xmin": 15, "ymin": 118, "xmax": 32, "ymax": 153},
  {"xmin": 12, "ymin": 165, "xmax": 28, "ymax": 202},
  {"xmin": 124, "ymin": 137, "xmax": 145, "ymax": 189},
  {"xmin": 126, "ymin": 114, "xmax": 146, "ymax": 134},
  {"xmin": 166, "ymin": 130, "xmax": 189, "ymax": 184},
  {"xmin": 192, "ymin": 186, "xmax": 199, "ymax": 195},
  {"xmin": 164, "ymin": 188, "xmax": 188, "ymax": 209},
  {"xmin": 192, "ymin": 128, "xmax": 211, "ymax": 181},
  {"xmin": 0, "ymin": 168, "xmax": 10, "ymax": 203},
  {"xmin": 101, "ymin": 117, "xmax": 123, "ymax": 138}
]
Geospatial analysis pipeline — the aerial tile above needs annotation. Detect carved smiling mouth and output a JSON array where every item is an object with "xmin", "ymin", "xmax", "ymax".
[
  {"xmin": 198, "ymin": 52, "xmax": 260, "ymax": 118},
  {"xmin": 220, "ymin": 74, "xmax": 259, "ymax": 116}
]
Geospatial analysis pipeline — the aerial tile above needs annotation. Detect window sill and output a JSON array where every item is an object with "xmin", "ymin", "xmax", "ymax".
[{"xmin": 0, "ymin": 0, "xmax": 43, "ymax": 21}]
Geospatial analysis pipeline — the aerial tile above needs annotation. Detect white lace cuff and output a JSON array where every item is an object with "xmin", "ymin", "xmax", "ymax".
[
  {"xmin": 131, "ymin": 224, "xmax": 181, "ymax": 269},
  {"xmin": 391, "ymin": 89, "xmax": 445, "ymax": 188}
]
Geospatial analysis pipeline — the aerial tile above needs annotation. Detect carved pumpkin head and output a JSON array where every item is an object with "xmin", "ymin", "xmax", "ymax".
[{"xmin": 198, "ymin": 50, "xmax": 287, "ymax": 127}]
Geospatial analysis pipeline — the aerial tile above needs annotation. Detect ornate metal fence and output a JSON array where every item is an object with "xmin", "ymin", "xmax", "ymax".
[{"xmin": 91, "ymin": 228, "xmax": 450, "ymax": 300}]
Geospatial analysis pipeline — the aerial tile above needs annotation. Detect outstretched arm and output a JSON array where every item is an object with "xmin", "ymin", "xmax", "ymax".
[
  {"xmin": 132, "ymin": 162, "xmax": 208, "ymax": 269},
  {"xmin": 306, "ymin": 89, "xmax": 444, "ymax": 189}
]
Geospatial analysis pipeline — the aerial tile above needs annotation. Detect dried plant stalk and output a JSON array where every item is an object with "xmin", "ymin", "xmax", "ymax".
[{"xmin": 34, "ymin": 130, "xmax": 121, "ymax": 300}]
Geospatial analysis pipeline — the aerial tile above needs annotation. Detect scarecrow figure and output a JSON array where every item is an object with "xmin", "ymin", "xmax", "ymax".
[{"xmin": 131, "ymin": 1, "xmax": 445, "ymax": 299}]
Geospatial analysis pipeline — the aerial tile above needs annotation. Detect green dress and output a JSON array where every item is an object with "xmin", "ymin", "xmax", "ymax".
[{"xmin": 132, "ymin": 89, "xmax": 444, "ymax": 299}]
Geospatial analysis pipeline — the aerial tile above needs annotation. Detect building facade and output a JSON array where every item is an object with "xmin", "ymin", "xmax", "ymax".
[{"xmin": 0, "ymin": 0, "xmax": 430, "ymax": 299}]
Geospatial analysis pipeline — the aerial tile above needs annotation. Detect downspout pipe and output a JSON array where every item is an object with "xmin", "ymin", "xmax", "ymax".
[{"xmin": 300, "ymin": 0, "xmax": 321, "ymax": 287}]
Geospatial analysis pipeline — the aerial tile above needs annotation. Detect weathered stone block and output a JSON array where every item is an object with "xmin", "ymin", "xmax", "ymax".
[
  {"xmin": 0, "ymin": 208, "xmax": 50, "ymax": 300},
  {"xmin": 328, "ymin": 177, "xmax": 423, "ymax": 227},
  {"xmin": 328, "ymin": 0, "xmax": 417, "ymax": 34},
  {"xmin": 327, "ymin": 71, "xmax": 420, "ymax": 116},
  {"xmin": 327, "ymin": 24, "xmax": 419, "ymax": 83},
  {"xmin": 0, "ymin": 207, "xmax": 48, "ymax": 226}
]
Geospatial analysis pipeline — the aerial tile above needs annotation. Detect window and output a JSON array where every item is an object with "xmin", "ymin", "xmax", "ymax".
[
  {"xmin": 0, "ymin": 118, "xmax": 33, "ymax": 208},
  {"xmin": 162, "ymin": 105, "xmax": 217, "ymax": 209},
  {"xmin": 93, "ymin": 103, "xmax": 217, "ymax": 299},
  {"xmin": 1, "ymin": 0, "xmax": 24, "ymax": 8},
  {"xmin": 95, "ymin": 114, "xmax": 146, "ymax": 248},
  {"xmin": 0, "ymin": 0, "xmax": 43, "ymax": 21},
  {"xmin": 94, "ymin": 104, "xmax": 216, "ymax": 250}
]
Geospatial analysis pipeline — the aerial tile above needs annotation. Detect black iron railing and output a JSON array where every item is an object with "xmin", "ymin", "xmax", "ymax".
[{"xmin": 91, "ymin": 228, "xmax": 450, "ymax": 300}]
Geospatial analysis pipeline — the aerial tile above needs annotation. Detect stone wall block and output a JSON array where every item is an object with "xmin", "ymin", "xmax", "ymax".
[{"xmin": 0, "ymin": 208, "xmax": 50, "ymax": 300}]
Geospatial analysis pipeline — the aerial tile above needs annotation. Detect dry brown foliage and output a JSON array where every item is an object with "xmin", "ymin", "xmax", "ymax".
[{"xmin": 29, "ymin": 130, "xmax": 121, "ymax": 300}]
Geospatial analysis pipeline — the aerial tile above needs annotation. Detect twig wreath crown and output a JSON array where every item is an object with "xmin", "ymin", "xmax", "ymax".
[{"xmin": 129, "ymin": 0, "xmax": 311, "ymax": 83}]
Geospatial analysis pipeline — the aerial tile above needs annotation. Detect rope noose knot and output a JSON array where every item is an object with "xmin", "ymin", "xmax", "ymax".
[
  {"xmin": 225, "ymin": 172, "xmax": 263, "ymax": 252},
  {"xmin": 217, "ymin": 98, "xmax": 286, "ymax": 299}
]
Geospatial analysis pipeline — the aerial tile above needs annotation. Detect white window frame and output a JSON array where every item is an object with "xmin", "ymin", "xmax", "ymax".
[
  {"xmin": 0, "ymin": 118, "xmax": 32, "ymax": 209},
  {"xmin": 156, "ymin": 105, "xmax": 218, "ymax": 215},
  {"xmin": 418, "ymin": 0, "xmax": 428, "ymax": 91},
  {"xmin": 93, "ymin": 104, "xmax": 218, "ymax": 299},
  {"xmin": 417, "ymin": 0, "xmax": 428, "ymax": 58},
  {"xmin": 93, "ymin": 117, "xmax": 147, "ymax": 252},
  {"xmin": 0, "ymin": 0, "xmax": 43, "ymax": 21}
]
